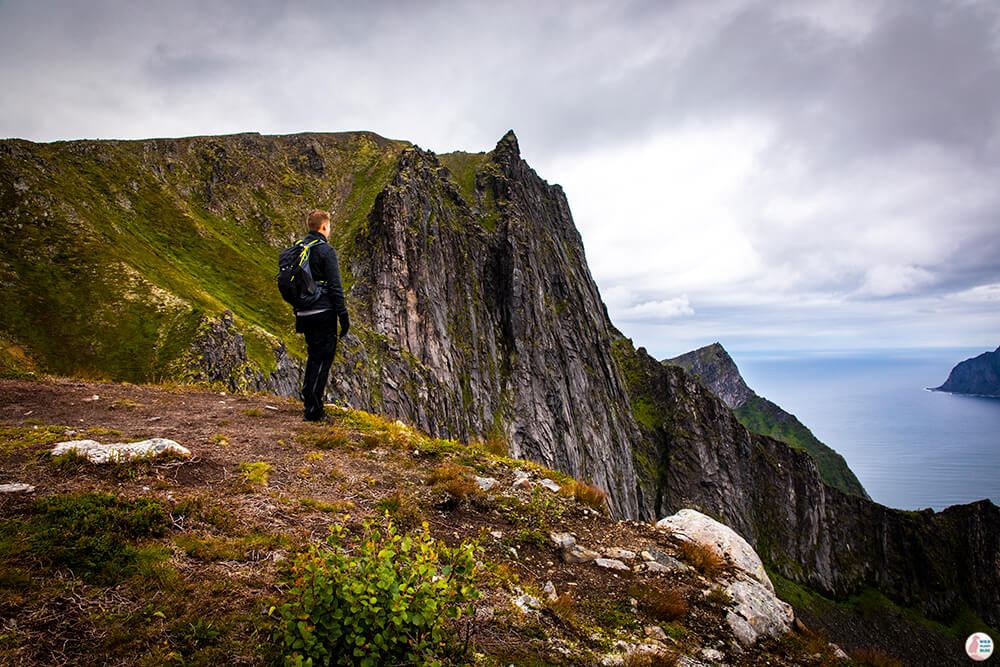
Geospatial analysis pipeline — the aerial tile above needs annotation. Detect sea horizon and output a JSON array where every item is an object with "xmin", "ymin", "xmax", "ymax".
[{"xmin": 728, "ymin": 346, "xmax": 999, "ymax": 512}]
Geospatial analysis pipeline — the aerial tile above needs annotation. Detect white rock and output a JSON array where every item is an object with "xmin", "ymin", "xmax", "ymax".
[
  {"xmin": 605, "ymin": 548, "xmax": 636, "ymax": 561},
  {"xmin": 701, "ymin": 647, "xmax": 725, "ymax": 661},
  {"xmin": 475, "ymin": 476, "xmax": 498, "ymax": 491},
  {"xmin": 0, "ymin": 483, "xmax": 34, "ymax": 493},
  {"xmin": 562, "ymin": 544, "xmax": 601, "ymax": 564},
  {"xmin": 726, "ymin": 611, "xmax": 758, "ymax": 646},
  {"xmin": 656, "ymin": 508, "xmax": 772, "ymax": 592},
  {"xmin": 543, "ymin": 580, "xmax": 557, "ymax": 602},
  {"xmin": 641, "ymin": 550, "xmax": 655, "ymax": 561},
  {"xmin": 490, "ymin": 530, "xmax": 503, "ymax": 540},
  {"xmin": 512, "ymin": 477, "xmax": 532, "ymax": 490},
  {"xmin": 645, "ymin": 561, "xmax": 673, "ymax": 574},
  {"xmin": 51, "ymin": 438, "xmax": 191, "ymax": 464},
  {"xmin": 645, "ymin": 625, "xmax": 669, "ymax": 642},
  {"xmin": 830, "ymin": 643, "xmax": 849, "ymax": 659},
  {"xmin": 539, "ymin": 478, "xmax": 561, "ymax": 493},
  {"xmin": 512, "ymin": 593, "xmax": 542, "ymax": 613},
  {"xmin": 594, "ymin": 558, "xmax": 630, "ymax": 571},
  {"xmin": 724, "ymin": 576, "xmax": 794, "ymax": 645},
  {"xmin": 550, "ymin": 531, "xmax": 576, "ymax": 549},
  {"xmin": 513, "ymin": 469, "xmax": 530, "ymax": 481}
]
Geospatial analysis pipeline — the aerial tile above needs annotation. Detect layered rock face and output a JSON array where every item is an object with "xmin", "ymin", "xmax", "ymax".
[
  {"xmin": 621, "ymin": 339, "xmax": 1000, "ymax": 627},
  {"xmin": 933, "ymin": 346, "xmax": 1000, "ymax": 396},
  {"xmin": 665, "ymin": 342, "xmax": 868, "ymax": 498}
]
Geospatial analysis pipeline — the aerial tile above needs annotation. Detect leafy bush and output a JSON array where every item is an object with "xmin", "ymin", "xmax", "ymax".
[{"xmin": 275, "ymin": 518, "xmax": 480, "ymax": 667}]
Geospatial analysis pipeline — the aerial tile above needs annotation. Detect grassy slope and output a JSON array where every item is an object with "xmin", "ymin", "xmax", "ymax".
[
  {"xmin": 0, "ymin": 377, "xmax": 858, "ymax": 666},
  {"xmin": 0, "ymin": 132, "xmax": 407, "ymax": 381},
  {"xmin": 734, "ymin": 395, "xmax": 868, "ymax": 499}
]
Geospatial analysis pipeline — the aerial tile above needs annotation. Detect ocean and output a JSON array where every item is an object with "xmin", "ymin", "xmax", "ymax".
[{"xmin": 734, "ymin": 348, "xmax": 1000, "ymax": 511}]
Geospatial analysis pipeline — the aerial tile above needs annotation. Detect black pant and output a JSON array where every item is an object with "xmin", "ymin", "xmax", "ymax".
[{"xmin": 296, "ymin": 311, "xmax": 339, "ymax": 420}]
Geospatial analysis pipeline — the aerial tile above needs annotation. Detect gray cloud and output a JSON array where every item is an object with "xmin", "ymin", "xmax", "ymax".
[{"xmin": 0, "ymin": 0, "xmax": 997, "ymax": 352}]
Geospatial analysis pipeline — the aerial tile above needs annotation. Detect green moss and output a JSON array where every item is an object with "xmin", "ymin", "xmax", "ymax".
[{"xmin": 735, "ymin": 394, "xmax": 868, "ymax": 498}]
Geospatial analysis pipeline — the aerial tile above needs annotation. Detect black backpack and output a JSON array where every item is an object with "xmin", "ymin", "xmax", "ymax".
[{"xmin": 277, "ymin": 239, "xmax": 325, "ymax": 310}]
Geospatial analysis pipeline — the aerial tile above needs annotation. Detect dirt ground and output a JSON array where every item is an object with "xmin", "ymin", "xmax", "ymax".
[{"xmin": 0, "ymin": 376, "xmax": 964, "ymax": 666}]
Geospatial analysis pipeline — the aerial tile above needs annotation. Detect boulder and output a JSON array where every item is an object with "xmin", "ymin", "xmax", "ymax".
[
  {"xmin": 656, "ymin": 508, "xmax": 771, "ymax": 591},
  {"xmin": 725, "ymin": 577, "xmax": 794, "ymax": 646},
  {"xmin": 595, "ymin": 558, "xmax": 630, "ymax": 571},
  {"xmin": 0, "ymin": 483, "xmax": 34, "ymax": 493},
  {"xmin": 51, "ymin": 438, "xmax": 191, "ymax": 464},
  {"xmin": 563, "ymin": 544, "xmax": 601, "ymax": 564}
]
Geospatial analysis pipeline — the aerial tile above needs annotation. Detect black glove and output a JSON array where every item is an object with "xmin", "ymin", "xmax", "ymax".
[{"xmin": 339, "ymin": 312, "xmax": 350, "ymax": 338}]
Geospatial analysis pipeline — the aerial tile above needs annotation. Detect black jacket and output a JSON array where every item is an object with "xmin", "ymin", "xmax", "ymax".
[{"xmin": 297, "ymin": 231, "xmax": 349, "ymax": 335}]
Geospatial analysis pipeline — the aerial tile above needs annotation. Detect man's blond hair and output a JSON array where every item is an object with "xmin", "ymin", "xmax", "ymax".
[{"xmin": 307, "ymin": 209, "xmax": 330, "ymax": 231}]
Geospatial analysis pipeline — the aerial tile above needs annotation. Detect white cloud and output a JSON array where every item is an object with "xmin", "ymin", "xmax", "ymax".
[
  {"xmin": 617, "ymin": 296, "xmax": 695, "ymax": 322},
  {"xmin": 856, "ymin": 265, "xmax": 935, "ymax": 298}
]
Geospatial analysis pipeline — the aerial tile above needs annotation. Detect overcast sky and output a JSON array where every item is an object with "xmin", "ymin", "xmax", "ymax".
[{"xmin": 2, "ymin": 0, "xmax": 998, "ymax": 358}]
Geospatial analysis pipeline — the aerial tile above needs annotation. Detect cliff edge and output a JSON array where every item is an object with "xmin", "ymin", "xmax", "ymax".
[{"xmin": 933, "ymin": 346, "xmax": 1000, "ymax": 397}]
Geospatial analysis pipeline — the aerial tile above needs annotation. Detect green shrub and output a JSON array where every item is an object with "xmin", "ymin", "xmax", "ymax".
[
  {"xmin": 23, "ymin": 492, "xmax": 168, "ymax": 581},
  {"xmin": 274, "ymin": 518, "xmax": 480, "ymax": 666}
]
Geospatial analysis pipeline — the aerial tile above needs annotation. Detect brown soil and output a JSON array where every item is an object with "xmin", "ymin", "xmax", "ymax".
[{"xmin": 0, "ymin": 376, "xmax": 958, "ymax": 666}]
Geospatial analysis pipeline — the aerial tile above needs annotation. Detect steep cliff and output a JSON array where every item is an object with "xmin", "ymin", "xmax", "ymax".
[
  {"xmin": 933, "ymin": 346, "xmax": 1000, "ymax": 396},
  {"xmin": 0, "ymin": 130, "xmax": 641, "ymax": 518},
  {"xmin": 618, "ymin": 335, "xmax": 1000, "ymax": 628},
  {"xmin": 665, "ymin": 343, "xmax": 868, "ymax": 498},
  {"xmin": 1, "ymin": 130, "xmax": 996, "ymax": 630}
]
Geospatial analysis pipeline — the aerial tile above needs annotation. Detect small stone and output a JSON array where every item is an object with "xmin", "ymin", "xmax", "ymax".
[
  {"xmin": 562, "ymin": 544, "xmax": 600, "ymax": 564},
  {"xmin": 701, "ymin": 647, "xmax": 724, "ymax": 661},
  {"xmin": 829, "ymin": 643, "xmax": 848, "ymax": 659},
  {"xmin": 605, "ymin": 548, "xmax": 636, "ymax": 561},
  {"xmin": 475, "ymin": 476, "xmax": 498, "ymax": 491},
  {"xmin": 0, "ymin": 483, "xmax": 35, "ymax": 493},
  {"xmin": 512, "ymin": 593, "xmax": 542, "ymax": 613},
  {"xmin": 641, "ymin": 550, "xmax": 655, "ymax": 561},
  {"xmin": 490, "ymin": 530, "xmax": 503, "ymax": 540},
  {"xmin": 539, "ymin": 478, "xmax": 561, "ymax": 492},
  {"xmin": 512, "ymin": 477, "xmax": 532, "ymax": 490},
  {"xmin": 543, "ymin": 580, "xmax": 557, "ymax": 601},
  {"xmin": 550, "ymin": 531, "xmax": 576, "ymax": 549},
  {"xmin": 264, "ymin": 405, "xmax": 279, "ymax": 411},
  {"xmin": 507, "ymin": 547, "xmax": 518, "ymax": 559},
  {"xmin": 513, "ymin": 469, "xmax": 530, "ymax": 480},
  {"xmin": 594, "ymin": 558, "xmax": 630, "ymax": 571},
  {"xmin": 645, "ymin": 561, "xmax": 672, "ymax": 574},
  {"xmin": 645, "ymin": 625, "xmax": 669, "ymax": 642}
]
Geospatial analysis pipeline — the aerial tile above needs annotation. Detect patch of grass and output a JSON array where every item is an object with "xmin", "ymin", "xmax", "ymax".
[
  {"xmin": 209, "ymin": 433, "xmax": 229, "ymax": 446},
  {"xmin": 298, "ymin": 497, "xmax": 353, "ymax": 514},
  {"xmin": 426, "ymin": 462, "xmax": 478, "ymax": 501},
  {"xmin": 705, "ymin": 587, "xmax": 732, "ymax": 606},
  {"xmin": 299, "ymin": 424, "xmax": 351, "ymax": 450},
  {"xmin": 175, "ymin": 532, "xmax": 292, "ymax": 562},
  {"xmin": 0, "ymin": 423, "xmax": 72, "ymax": 453},
  {"xmin": 374, "ymin": 490, "xmax": 424, "ymax": 530},
  {"xmin": 630, "ymin": 583, "xmax": 688, "ymax": 622},
  {"xmin": 677, "ymin": 540, "xmax": 723, "ymax": 578},
  {"xmin": 239, "ymin": 461, "xmax": 272, "ymax": 486},
  {"xmin": 110, "ymin": 399, "xmax": 142, "ymax": 409},
  {"xmin": 570, "ymin": 480, "xmax": 608, "ymax": 513},
  {"xmin": 0, "ymin": 492, "xmax": 169, "ymax": 583},
  {"xmin": 243, "ymin": 408, "xmax": 262, "ymax": 417}
]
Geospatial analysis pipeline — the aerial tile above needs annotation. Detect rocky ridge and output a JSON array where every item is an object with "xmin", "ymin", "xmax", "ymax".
[{"xmin": 664, "ymin": 343, "xmax": 867, "ymax": 498}]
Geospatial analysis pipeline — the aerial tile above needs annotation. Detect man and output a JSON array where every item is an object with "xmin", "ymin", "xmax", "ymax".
[{"xmin": 295, "ymin": 209, "xmax": 349, "ymax": 421}]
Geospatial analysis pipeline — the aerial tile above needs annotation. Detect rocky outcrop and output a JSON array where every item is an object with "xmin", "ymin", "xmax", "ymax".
[
  {"xmin": 622, "ymin": 339, "xmax": 1000, "ymax": 628},
  {"xmin": 933, "ymin": 346, "xmax": 1000, "ymax": 396},
  {"xmin": 665, "ymin": 343, "xmax": 753, "ymax": 409},
  {"xmin": 51, "ymin": 438, "xmax": 191, "ymax": 463},
  {"xmin": 665, "ymin": 343, "xmax": 867, "ymax": 498}
]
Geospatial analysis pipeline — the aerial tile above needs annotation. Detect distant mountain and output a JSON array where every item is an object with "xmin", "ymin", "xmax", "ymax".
[
  {"xmin": 933, "ymin": 347, "xmax": 1000, "ymax": 397},
  {"xmin": 664, "ymin": 343, "xmax": 869, "ymax": 499}
]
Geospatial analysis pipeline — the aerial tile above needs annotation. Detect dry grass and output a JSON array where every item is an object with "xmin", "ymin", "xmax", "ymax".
[
  {"xmin": 677, "ymin": 540, "xmax": 724, "ymax": 578},
  {"xmin": 623, "ymin": 652, "xmax": 678, "ymax": 666},
  {"xmin": 374, "ymin": 490, "xmax": 424, "ymax": 530},
  {"xmin": 426, "ymin": 462, "xmax": 478, "ymax": 500},
  {"xmin": 630, "ymin": 583, "xmax": 688, "ymax": 622},
  {"xmin": 571, "ymin": 481, "xmax": 608, "ymax": 513}
]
